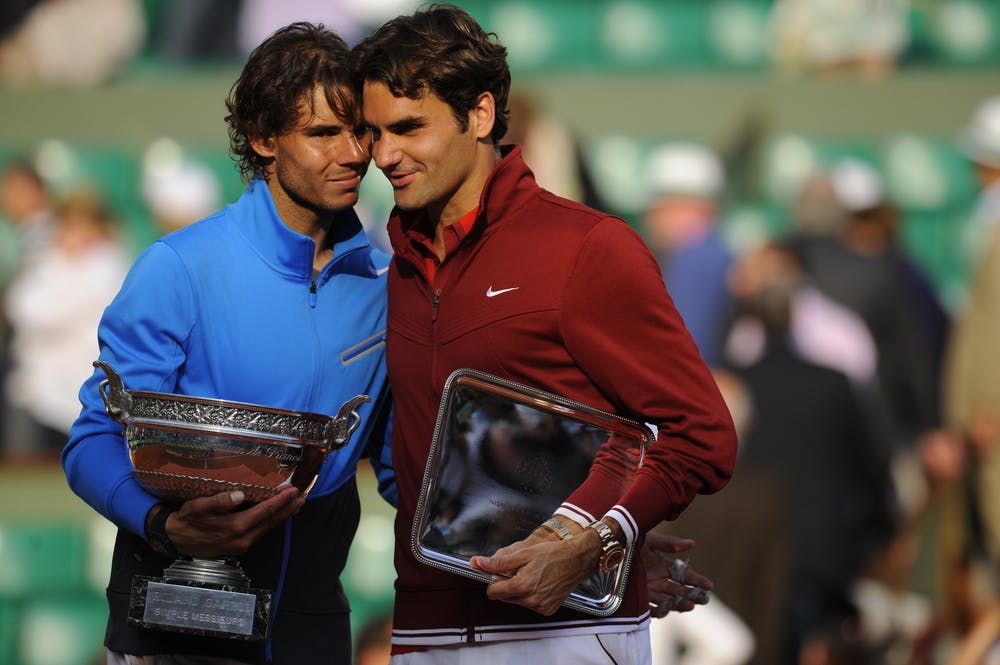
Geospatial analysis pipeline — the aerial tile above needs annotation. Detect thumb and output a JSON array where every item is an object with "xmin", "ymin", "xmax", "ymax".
[
  {"xmin": 470, "ymin": 549, "xmax": 526, "ymax": 576},
  {"xmin": 202, "ymin": 489, "xmax": 247, "ymax": 513}
]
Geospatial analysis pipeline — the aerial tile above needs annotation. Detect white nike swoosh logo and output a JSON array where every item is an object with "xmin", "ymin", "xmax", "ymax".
[
  {"xmin": 486, "ymin": 285, "xmax": 520, "ymax": 297},
  {"xmin": 374, "ymin": 266, "xmax": 390, "ymax": 276}
]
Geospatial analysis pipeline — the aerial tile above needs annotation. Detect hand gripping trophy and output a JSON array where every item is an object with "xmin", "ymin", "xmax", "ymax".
[{"xmin": 94, "ymin": 361, "xmax": 369, "ymax": 641}]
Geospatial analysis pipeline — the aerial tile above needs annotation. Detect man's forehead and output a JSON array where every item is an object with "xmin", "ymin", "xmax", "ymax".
[
  {"xmin": 362, "ymin": 82, "xmax": 434, "ymax": 118},
  {"xmin": 295, "ymin": 85, "xmax": 355, "ymax": 126}
]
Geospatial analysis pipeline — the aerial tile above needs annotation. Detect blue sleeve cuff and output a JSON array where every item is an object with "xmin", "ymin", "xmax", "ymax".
[{"xmin": 109, "ymin": 476, "xmax": 160, "ymax": 538}]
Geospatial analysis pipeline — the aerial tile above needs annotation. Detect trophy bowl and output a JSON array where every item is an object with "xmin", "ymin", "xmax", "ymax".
[
  {"xmin": 93, "ymin": 360, "xmax": 371, "ymax": 641},
  {"xmin": 94, "ymin": 361, "xmax": 369, "ymax": 504}
]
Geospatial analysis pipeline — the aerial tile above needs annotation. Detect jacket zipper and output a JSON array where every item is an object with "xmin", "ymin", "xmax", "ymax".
[
  {"xmin": 306, "ymin": 245, "xmax": 363, "ymax": 401},
  {"xmin": 430, "ymin": 287, "xmax": 442, "ymax": 388}
]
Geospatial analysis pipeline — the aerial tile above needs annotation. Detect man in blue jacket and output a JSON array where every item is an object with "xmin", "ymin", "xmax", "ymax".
[{"xmin": 63, "ymin": 23, "xmax": 393, "ymax": 665}]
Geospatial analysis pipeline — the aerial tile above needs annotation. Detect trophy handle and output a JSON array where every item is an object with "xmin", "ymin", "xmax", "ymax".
[
  {"xmin": 94, "ymin": 360, "xmax": 133, "ymax": 422},
  {"xmin": 328, "ymin": 395, "xmax": 370, "ymax": 449}
]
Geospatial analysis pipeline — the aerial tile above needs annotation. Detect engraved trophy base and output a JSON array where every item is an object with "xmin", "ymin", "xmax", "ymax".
[{"xmin": 127, "ymin": 558, "xmax": 271, "ymax": 641}]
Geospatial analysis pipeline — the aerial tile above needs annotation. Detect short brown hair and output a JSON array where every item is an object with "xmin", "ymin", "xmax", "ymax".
[{"xmin": 352, "ymin": 4, "xmax": 510, "ymax": 142}]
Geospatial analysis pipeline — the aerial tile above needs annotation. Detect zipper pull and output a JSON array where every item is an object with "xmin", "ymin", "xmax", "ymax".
[
  {"xmin": 309, "ymin": 279, "xmax": 318, "ymax": 308},
  {"xmin": 432, "ymin": 288, "xmax": 441, "ymax": 322}
]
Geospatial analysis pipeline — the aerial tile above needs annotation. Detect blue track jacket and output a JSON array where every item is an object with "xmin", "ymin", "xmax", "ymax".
[{"xmin": 62, "ymin": 178, "xmax": 393, "ymax": 661}]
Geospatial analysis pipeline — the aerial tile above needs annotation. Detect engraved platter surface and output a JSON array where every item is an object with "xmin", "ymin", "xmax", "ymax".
[{"xmin": 412, "ymin": 369, "xmax": 653, "ymax": 617}]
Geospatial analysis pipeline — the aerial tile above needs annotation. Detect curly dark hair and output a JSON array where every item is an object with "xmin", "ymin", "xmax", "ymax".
[
  {"xmin": 352, "ymin": 4, "xmax": 510, "ymax": 143},
  {"xmin": 225, "ymin": 22, "xmax": 357, "ymax": 183}
]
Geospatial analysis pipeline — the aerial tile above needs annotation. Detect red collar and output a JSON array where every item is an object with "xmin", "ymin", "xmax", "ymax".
[{"xmin": 423, "ymin": 206, "xmax": 479, "ymax": 283}]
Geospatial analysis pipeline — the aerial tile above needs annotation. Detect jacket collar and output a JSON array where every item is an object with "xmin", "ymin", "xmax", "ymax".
[
  {"xmin": 387, "ymin": 144, "xmax": 540, "ymax": 264},
  {"xmin": 234, "ymin": 177, "xmax": 373, "ymax": 280}
]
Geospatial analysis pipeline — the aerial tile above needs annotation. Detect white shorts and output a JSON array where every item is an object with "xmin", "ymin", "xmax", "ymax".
[{"xmin": 391, "ymin": 627, "xmax": 651, "ymax": 665}]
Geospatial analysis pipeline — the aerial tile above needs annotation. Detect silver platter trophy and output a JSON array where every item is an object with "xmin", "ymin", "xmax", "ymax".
[
  {"xmin": 94, "ymin": 361, "xmax": 369, "ymax": 642},
  {"xmin": 412, "ymin": 369, "xmax": 654, "ymax": 616}
]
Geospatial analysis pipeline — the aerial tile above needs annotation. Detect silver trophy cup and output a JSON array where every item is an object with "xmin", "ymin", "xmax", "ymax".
[{"xmin": 94, "ymin": 361, "xmax": 368, "ymax": 641}]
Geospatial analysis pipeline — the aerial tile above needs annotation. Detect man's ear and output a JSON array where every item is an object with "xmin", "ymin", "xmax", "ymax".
[
  {"xmin": 470, "ymin": 92, "xmax": 495, "ymax": 140},
  {"xmin": 249, "ymin": 135, "xmax": 276, "ymax": 158}
]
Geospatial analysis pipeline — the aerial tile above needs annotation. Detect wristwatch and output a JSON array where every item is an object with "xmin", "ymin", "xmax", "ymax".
[
  {"xmin": 588, "ymin": 520, "xmax": 625, "ymax": 573},
  {"xmin": 146, "ymin": 504, "xmax": 179, "ymax": 559}
]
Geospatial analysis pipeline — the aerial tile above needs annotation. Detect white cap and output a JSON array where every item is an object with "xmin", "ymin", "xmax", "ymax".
[
  {"xmin": 645, "ymin": 142, "xmax": 724, "ymax": 199},
  {"xmin": 959, "ymin": 94, "xmax": 1000, "ymax": 169},
  {"xmin": 142, "ymin": 160, "xmax": 222, "ymax": 230},
  {"xmin": 831, "ymin": 158, "xmax": 884, "ymax": 212}
]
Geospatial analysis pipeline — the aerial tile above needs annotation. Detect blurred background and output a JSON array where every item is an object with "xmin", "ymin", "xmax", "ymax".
[{"xmin": 1, "ymin": 1, "xmax": 1000, "ymax": 664}]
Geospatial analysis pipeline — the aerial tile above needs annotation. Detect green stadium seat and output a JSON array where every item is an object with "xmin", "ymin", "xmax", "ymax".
[
  {"xmin": 581, "ymin": 134, "xmax": 663, "ymax": 218},
  {"xmin": 0, "ymin": 598, "xmax": 17, "ymax": 665},
  {"xmin": 899, "ymin": 207, "xmax": 974, "ymax": 310},
  {"xmin": 879, "ymin": 134, "xmax": 977, "ymax": 212},
  {"xmin": 16, "ymin": 593, "xmax": 108, "ymax": 665},
  {"xmin": 722, "ymin": 201, "xmax": 787, "ymax": 251},
  {"xmin": 926, "ymin": 0, "xmax": 1000, "ymax": 66},
  {"xmin": 705, "ymin": 0, "xmax": 773, "ymax": 69},
  {"xmin": 598, "ymin": 0, "xmax": 709, "ymax": 70},
  {"xmin": 342, "ymin": 512, "xmax": 395, "ymax": 638},
  {"xmin": 759, "ymin": 134, "xmax": 881, "ymax": 205},
  {"xmin": 476, "ymin": 0, "xmax": 601, "ymax": 72},
  {"xmin": 901, "ymin": 2, "xmax": 939, "ymax": 64},
  {"xmin": 84, "ymin": 519, "xmax": 116, "ymax": 595},
  {"xmin": 0, "ymin": 523, "xmax": 90, "ymax": 598}
]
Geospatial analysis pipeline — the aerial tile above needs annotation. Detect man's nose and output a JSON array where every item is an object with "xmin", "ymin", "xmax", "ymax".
[{"xmin": 371, "ymin": 134, "xmax": 400, "ymax": 170}]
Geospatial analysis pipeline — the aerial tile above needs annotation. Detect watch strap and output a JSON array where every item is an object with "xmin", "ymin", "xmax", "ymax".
[
  {"xmin": 588, "ymin": 520, "xmax": 625, "ymax": 573},
  {"xmin": 146, "ymin": 504, "xmax": 179, "ymax": 558}
]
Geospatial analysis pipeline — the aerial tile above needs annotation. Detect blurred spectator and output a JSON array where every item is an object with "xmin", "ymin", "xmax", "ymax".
[
  {"xmin": 832, "ymin": 157, "xmax": 951, "ymax": 412},
  {"xmin": 505, "ymin": 89, "xmax": 606, "ymax": 210},
  {"xmin": 0, "ymin": 158, "xmax": 55, "ymax": 457},
  {"xmin": 769, "ymin": 0, "xmax": 910, "ymax": 78},
  {"xmin": 655, "ymin": 368, "xmax": 789, "ymax": 665},
  {"xmin": 641, "ymin": 141, "xmax": 733, "ymax": 366},
  {"xmin": 0, "ymin": 158, "xmax": 54, "ymax": 258},
  {"xmin": 784, "ymin": 168, "xmax": 938, "ymax": 455},
  {"xmin": 956, "ymin": 94, "xmax": 1000, "ymax": 272},
  {"xmin": 729, "ymin": 261, "xmax": 896, "ymax": 665},
  {"xmin": 141, "ymin": 153, "xmax": 223, "ymax": 236},
  {"xmin": 0, "ymin": 0, "xmax": 145, "ymax": 87},
  {"xmin": 650, "ymin": 595, "xmax": 756, "ymax": 665},
  {"xmin": 850, "ymin": 508, "xmax": 935, "ymax": 665},
  {"xmin": 937, "ymin": 94, "xmax": 1000, "ymax": 661},
  {"xmin": 724, "ymin": 241, "xmax": 878, "ymax": 388},
  {"xmin": 3, "ymin": 186, "xmax": 129, "ymax": 457}
]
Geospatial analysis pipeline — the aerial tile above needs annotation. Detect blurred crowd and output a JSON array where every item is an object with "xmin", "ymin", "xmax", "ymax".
[
  {"xmin": 0, "ymin": 0, "xmax": 993, "ymax": 88},
  {"xmin": 2, "ymin": 2, "xmax": 1000, "ymax": 665},
  {"xmin": 637, "ymin": 93, "xmax": 1000, "ymax": 665}
]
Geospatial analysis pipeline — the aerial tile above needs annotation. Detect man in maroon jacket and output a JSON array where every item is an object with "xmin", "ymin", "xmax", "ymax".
[{"xmin": 353, "ymin": 5, "xmax": 738, "ymax": 663}]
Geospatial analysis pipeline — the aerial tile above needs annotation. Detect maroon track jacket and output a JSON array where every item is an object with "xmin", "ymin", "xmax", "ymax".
[{"xmin": 385, "ymin": 146, "xmax": 737, "ymax": 647}]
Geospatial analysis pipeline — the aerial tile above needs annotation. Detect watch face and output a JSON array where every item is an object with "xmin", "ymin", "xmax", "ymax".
[{"xmin": 601, "ymin": 548, "xmax": 625, "ymax": 573}]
